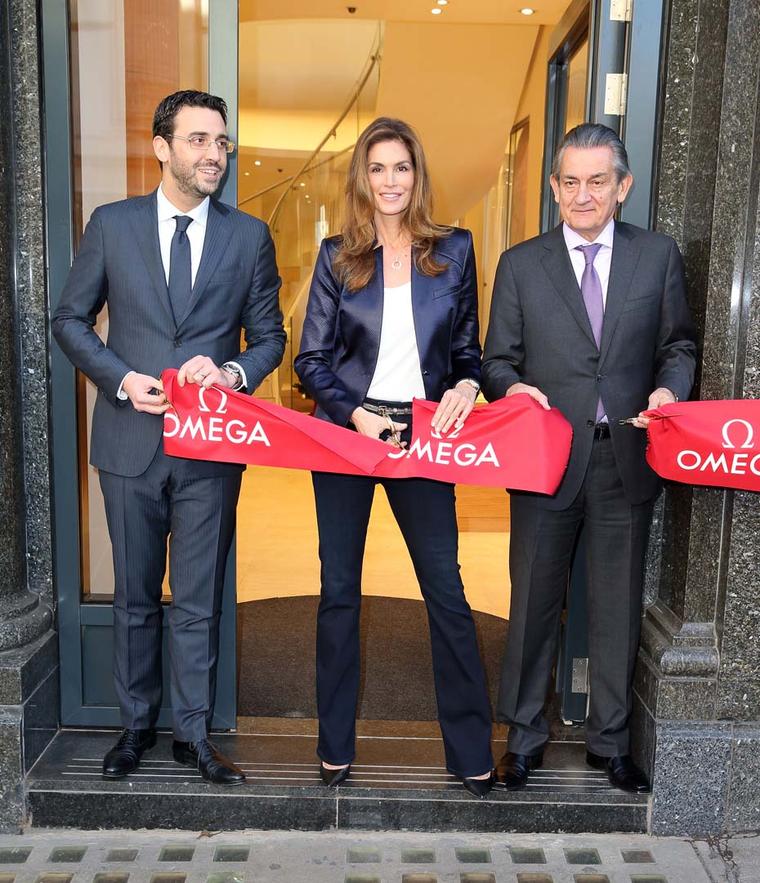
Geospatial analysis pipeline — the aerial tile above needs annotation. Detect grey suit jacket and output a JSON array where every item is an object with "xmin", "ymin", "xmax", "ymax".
[
  {"xmin": 53, "ymin": 190, "xmax": 286, "ymax": 478},
  {"xmin": 482, "ymin": 221, "xmax": 697, "ymax": 509}
]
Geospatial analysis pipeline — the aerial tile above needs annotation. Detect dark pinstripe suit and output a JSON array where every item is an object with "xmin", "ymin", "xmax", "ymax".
[
  {"xmin": 53, "ymin": 191, "xmax": 285, "ymax": 739},
  {"xmin": 482, "ymin": 222, "xmax": 696, "ymax": 757}
]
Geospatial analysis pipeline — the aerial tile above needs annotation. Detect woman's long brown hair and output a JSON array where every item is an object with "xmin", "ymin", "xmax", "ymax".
[{"xmin": 333, "ymin": 117, "xmax": 450, "ymax": 292}]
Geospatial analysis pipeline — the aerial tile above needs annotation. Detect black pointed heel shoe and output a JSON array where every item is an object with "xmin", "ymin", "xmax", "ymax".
[
  {"xmin": 461, "ymin": 770, "xmax": 496, "ymax": 798},
  {"xmin": 320, "ymin": 762, "xmax": 351, "ymax": 787}
]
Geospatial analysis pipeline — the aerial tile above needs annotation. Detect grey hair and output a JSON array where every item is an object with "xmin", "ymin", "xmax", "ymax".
[{"xmin": 551, "ymin": 123, "xmax": 631, "ymax": 181}]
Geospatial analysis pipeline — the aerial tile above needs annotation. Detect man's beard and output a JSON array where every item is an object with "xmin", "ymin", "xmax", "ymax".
[{"xmin": 170, "ymin": 156, "xmax": 223, "ymax": 198}]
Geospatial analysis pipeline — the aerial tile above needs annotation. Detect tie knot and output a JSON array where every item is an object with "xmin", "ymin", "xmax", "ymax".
[
  {"xmin": 576, "ymin": 243, "xmax": 602, "ymax": 265},
  {"xmin": 174, "ymin": 215, "xmax": 193, "ymax": 233}
]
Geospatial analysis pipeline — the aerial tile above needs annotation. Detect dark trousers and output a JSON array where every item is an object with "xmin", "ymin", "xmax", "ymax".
[
  {"xmin": 498, "ymin": 436, "xmax": 653, "ymax": 757},
  {"xmin": 99, "ymin": 445, "xmax": 241, "ymax": 741},
  {"xmin": 311, "ymin": 471, "xmax": 494, "ymax": 778}
]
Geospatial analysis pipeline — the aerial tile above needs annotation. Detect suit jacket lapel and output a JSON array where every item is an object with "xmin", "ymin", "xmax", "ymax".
[
  {"xmin": 362, "ymin": 249, "xmax": 384, "ymax": 369},
  {"xmin": 599, "ymin": 223, "xmax": 642, "ymax": 365},
  {"xmin": 540, "ymin": 225, "xmax": 597, "ymax": 347},
  {"xmin": 177, "ymin": 198, "xmax": 232, "ymax": 328},
  {"xmin": 128, "ymin": 192, "xmax": 176, "ymax": 329},
  {"xmin": 410, "ymin": 254, "xmax": 435, "ymax": 364}
]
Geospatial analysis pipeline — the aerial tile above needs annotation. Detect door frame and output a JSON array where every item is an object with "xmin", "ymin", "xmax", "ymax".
[{"xmin": 43, "ymin": 0, "xmax": 239, "ymax": 728}]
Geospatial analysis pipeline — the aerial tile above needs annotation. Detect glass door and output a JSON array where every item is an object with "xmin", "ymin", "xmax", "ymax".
[{"xmin": 44, "ymin": 0, "xmax": 239, "ymax": 727}]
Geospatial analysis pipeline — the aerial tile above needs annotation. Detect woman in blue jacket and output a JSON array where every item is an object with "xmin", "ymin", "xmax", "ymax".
[{"xmin": 294, "ymin": 117, "xmax": 494, "ymax": 797}]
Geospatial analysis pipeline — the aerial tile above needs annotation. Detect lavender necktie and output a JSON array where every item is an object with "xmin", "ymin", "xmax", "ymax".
[{"xmin": 576, "ymin": 243, "xmax": 606, "ymax": 421}]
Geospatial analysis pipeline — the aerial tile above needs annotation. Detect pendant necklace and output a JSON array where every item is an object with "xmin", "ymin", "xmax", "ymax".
[{"xmin": 388, "ymin": 241, "xmax": 409, "ymax": 271}]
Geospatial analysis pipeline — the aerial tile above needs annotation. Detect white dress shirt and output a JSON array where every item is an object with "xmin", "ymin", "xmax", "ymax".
[
  {"xmin": 562, "ymin": 216, "xmax": 615, "ymax": 306},
  {"xmin": 118, "ymin": 186, "xmax": 245, "ymax": 398},
  {"xmin": 367, "ymin": 282, "xmax": 426, "ymax": 401}
]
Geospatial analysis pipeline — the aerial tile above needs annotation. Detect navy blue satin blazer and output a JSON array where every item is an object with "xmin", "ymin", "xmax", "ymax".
[{"xmin": 294, "ymin": 227, "xmax": 481, "ymax": 426}]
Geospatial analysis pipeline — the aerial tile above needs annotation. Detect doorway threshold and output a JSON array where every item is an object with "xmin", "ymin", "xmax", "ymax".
[{"xmin": 26, "ymin": 719, "xmax": 647, "ymax": 833}]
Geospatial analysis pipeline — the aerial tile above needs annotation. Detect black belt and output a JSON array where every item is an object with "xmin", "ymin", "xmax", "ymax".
[
  {"xmin": 593, "ymin": 423, "xmax": 611, "ymax": 440},
  {"xmin": 362, "ymin": 398, "xmax": 413, "ymax": 417}
]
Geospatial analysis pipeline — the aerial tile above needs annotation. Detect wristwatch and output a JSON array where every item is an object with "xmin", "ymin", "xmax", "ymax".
[{"xmin": 221, "ymin": 362, "xmax": 244, "ymax": 390}]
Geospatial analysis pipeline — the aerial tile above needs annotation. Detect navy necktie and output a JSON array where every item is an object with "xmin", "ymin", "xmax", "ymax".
[
  {"xmin": 168, "ymin": 215, "xmax": 193, "ymax": 323},
  {"xmin": 576, "ymin": 243, "xmax": 606, "ymax": 422}
]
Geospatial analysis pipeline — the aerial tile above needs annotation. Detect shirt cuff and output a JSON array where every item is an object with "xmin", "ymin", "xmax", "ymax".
[
  {"xmin": 116, "ymin": 370, "xmax": 136, "ymax": 401},
  {"xmin": 223, "ymin": 361, "xmax": 247, "ymax": 391}
]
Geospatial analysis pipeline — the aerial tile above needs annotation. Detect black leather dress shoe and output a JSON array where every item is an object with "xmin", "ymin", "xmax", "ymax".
[
  {"xmin": 320, "ymin": 762, "xmax": 351, "ymax": 787},
  {"xmin": 173, "ymin": 739, "xmax": 246, "ymax": 786},
  {"xmin": 102, "ymin": 728, "xmax": 157, "ymax": 779},
  {"xmin": 586, "ymin": 751, "xmax": 650, "ymax": 793},
  {"xmin": 495, "ymin": 751, "xmax": 543, "ymax": 790},
  {"xmin": 461, "ymin": 770, "xmax": 496, "ymax": 798}
]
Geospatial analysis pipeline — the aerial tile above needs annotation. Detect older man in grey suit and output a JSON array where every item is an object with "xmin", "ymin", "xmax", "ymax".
[
  {"xmin": 53, "ymin": 90, "xmax": 285, "ymax": 785},
  {"xmin": 482, "ymin": 123, "xmax": 696, "ymax": 793}
]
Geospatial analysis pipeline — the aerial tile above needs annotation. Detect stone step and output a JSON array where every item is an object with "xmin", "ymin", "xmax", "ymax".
[{"xmin": 26, "ymin": 720, "xmax": 648, "ymax": 833}]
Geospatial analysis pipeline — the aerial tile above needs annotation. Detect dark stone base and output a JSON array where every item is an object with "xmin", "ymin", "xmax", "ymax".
[
  {"xmin": 647, "ymin": 720, "xmax": 760, "ymax": 836},
  {"xmin": 27, "ymin": 721, "xmax": 647, "ymax": 833},
  {"xmin": 633, "ymin": 654, "xmax": 760, "ymax": 835},
  {"xmin": 0, "ymin": 630, "xmax": 58, "ymax": 832}
]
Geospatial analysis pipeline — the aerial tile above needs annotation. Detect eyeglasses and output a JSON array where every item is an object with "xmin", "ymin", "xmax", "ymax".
[{"xmin": 167, "ymin": 134, "xmax": 235, "ymax": 154}]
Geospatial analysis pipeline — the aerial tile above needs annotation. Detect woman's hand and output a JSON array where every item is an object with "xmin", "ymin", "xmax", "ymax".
[
  {"xmin": 431, "ymin": 382, "xmax": 478, "ymax": 434},
  {"xmin": 350, "ymin": 407, "xmax": 407, "ymax": 447}
]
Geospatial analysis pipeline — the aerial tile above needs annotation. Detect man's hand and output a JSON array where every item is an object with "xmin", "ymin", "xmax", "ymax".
[
  {"xmin": 122, "ymin": 373, "xmax": 171, "ymax": 415},
  {"xmin": 432, "ymin": 382, "xmax": 478, "ymax": 434},
  {"xmin": 506, "ymin": 382, "xmax": 550, "ymax": 410},
  {"xmin": 350, "ymin": 407, "xmax": 407, "ymax": 448},
  {"xmin": 177, "ymin": 355, "xmax": 236, "ymax": 389},
  {"xmin": 632, "ymin": 387, "xmax": 676, "ymax": 429}
]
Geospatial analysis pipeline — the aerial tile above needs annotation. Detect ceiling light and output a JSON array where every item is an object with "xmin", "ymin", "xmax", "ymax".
[
  {"xmin": 254, "ymin": 160, "xmax": 261, "ymax": 166},
  {"xmin": 244, "ymin": 171, "xmax": 250, "ymax": 176},
  {"xmin": 437, "ymin": 0, "xmax": 448, "ymax": 5},
  {"xmin": 300, "ymin": 182, "xmax": 306, "ymax": 187},
  {"xmin": 520, "ymin": 7, "xmax": 535, "ymax": 14},
  {"xmin": 431, "ymin": 7, "xmax": 442, "ymax": 14}
]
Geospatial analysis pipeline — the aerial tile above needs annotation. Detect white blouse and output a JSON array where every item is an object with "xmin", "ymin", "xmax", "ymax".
[{"xmin": 366, "ymin": 282, "xmax": 426, "ymax": 401}]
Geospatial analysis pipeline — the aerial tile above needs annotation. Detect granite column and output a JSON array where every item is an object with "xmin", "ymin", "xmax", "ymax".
[
  {"xmin": 0, "ymin": 0, "xmax": 58, "ymax": 832},
  {"xmin": 634, "ymin": 0, "xmax": 760, "ymax": 835}
]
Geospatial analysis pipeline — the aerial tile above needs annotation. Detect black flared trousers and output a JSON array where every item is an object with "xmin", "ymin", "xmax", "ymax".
[{"xmin": 311, "ymin": 470, "xmax": 494, "ymax": 778}]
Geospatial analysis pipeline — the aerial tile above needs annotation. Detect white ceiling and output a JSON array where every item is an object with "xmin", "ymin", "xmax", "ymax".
[
  {"xmin": 240, "ymin": 0, "xmax": 571, "ymax": 26},
  {"xmin": 239, "ymin": 20, "xmax": 381, "ymax": 111}
]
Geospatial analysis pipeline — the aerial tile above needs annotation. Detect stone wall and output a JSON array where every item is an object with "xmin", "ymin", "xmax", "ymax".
[
  {"xmin": 636, "ymin": 0, "xmax": 760, "ymax": 836},
  {"xmin": 0, "ymin": 0, "xmax": 57, "ymax": 833}
]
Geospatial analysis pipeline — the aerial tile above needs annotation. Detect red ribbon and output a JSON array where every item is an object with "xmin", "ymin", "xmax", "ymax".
[
  {"xmin": 646, "ymin": 399, "xmax": 760, "ymax": 492},
  {"xmin": 161, "ymin": 369, "xmax": 573, "ymax": 493}
]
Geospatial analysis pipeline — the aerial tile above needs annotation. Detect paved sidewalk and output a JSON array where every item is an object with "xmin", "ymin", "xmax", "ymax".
[{"xmin": 0, "ymin": 829, "xmax": 757, "ymax": 883}]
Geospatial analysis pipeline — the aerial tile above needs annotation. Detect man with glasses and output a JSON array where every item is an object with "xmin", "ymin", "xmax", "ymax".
[{"xmin": 53, "ymin": 90, "xmax": 285, "ymax": 785}]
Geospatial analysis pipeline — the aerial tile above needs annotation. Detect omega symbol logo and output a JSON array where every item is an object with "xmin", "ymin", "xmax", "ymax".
[
  {"xmin": 198, "ymin": 386, "xmax": 229, "ymax": 415},
  {"xmin": 721, "ymin": 419, "xmax": 754, "ymax": 450},
  {"xmin": 430, "ymin": 422, "xmax": 463, "ymax": 440}
]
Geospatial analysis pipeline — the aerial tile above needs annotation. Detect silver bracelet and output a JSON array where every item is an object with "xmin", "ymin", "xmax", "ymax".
[{"xmin": 457, "ymin": 378, "xmax": 480, "ymax": 394}]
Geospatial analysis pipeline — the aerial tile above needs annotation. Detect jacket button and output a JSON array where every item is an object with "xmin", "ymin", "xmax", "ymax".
[
  {"xmin": 174, "ymin": 338, "xmax": 181, "ymax": 348},
  {"xmin": 422, "ymin": 370, "xmax": 430, "ymax": 376},
  {"xmin": 596, "ymin": 374, "xmax": 603, "ymax": 381},
  {"xmin": 586, "ymin": 419, "xmax": 595, "ymax": 428}
]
